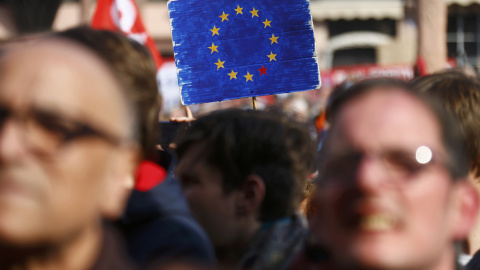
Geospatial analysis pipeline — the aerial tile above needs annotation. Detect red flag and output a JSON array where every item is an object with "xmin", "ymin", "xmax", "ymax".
[
  {"xmin": 91, "ymin": 0, "xmax": 163, "ymax": 68},
  {"xmin": 414, "ymin": 57, "xmax": 427, "ymax": 77}
]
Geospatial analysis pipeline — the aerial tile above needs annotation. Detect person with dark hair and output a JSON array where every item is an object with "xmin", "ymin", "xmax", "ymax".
[
  {"xmin": 292, "ymin": 78, "xmax": 478, "ymax": 270},
  {"xmin": 56, "ymin": 26, "xmax": 216, "ymax": 267},
  {"xmin": 175, "ymin": 109, "xmax": 316, "ymax": 270},
  {"xmin": 410, "ymin": 70, "xmax": 480, "ymax": 267},
  {"xmin": 0, "ymin": 37, "xmax": 139, "ymax": 270}
]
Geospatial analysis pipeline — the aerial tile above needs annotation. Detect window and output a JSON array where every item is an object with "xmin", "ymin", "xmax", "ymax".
[
  {"xmin": 328, "ymin": 19, "xmax": 396, "ymax": 38},
  {"xmin": 332, "ymin": 48, "xmax": 376, "ymax": 67},
  {"xmin": 447, "ymin": 6, "xmax": 480, "ymax": 67}
]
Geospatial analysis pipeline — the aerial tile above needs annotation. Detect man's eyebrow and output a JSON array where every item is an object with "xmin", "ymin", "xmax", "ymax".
[
  {"xmin": 324, "ymin": 145, "xmax": 356, "ymax": 156},
  {"xmin": 32, "ymin": 102, "xmax": 76, "ymax": 117},
  {"xmin": 178, "ymin": 158, "xmax": 202, "ymax": 173},
  {"xmin": 32, "ymin": 101, "xmax": 105, "ymax": 129}
]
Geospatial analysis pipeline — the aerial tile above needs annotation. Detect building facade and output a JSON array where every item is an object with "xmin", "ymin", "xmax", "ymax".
[{"xmin": 1, "ymin": 0, "xmax": 480, "ymax": 71}]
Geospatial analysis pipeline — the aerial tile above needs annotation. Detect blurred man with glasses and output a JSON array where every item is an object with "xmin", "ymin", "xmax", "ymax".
[
  {"xmin": 294, "ymin": 79, "xmax": 479, "ymax": 270},
  {"xmin": 0, "ymin": 38, "xmax": 139, "ymax": 269}
]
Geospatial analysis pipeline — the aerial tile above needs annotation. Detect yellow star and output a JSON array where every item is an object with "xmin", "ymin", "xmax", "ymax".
[
  {"xmin": 267, "ymin": 51, "xmax": 277, "ymax": 61},
  {"xmin": 219, "ymin": 11, "xmax": 229, "ymax": 22},
  {"xmin": 235, "ymin": 5, "xmax": 243, "ymax": 15},
  {"xmin": 215, "ymin": 59, "xmax": 225, "ymax": 70},
  {"xmin": 269, "ymin": 34, "xmax": 279, "ymax": 44},
  {"xmin": 263, "ymin": 19, "xmax": 271, "ymax": 28},
  {"xmin": 228, "ymin": 70, "xmax": 238, "ymax": 80},
  {"xmin": 244, "ymin": 72, "xmax": 253, "ymax": 82},
  {"xmin": 210, "ymin": 25, "xmax": 220, "ymax": 36},
  {"xmin": 208, "ymin": 43, "xmax": 219, "ymax": 54},
  {"xmin": 250, "ymin": 7, "xmax": 259, "ymax": 18}
]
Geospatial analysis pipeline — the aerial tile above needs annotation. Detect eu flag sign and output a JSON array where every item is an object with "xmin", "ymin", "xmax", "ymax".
[{"xmin": 168, "ymin": 0, "xmax": 320, "ymax": 105}]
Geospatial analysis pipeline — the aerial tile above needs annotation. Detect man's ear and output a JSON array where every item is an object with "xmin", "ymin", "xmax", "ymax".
[
  {"xmin": 235, "ymin": 174, "xmax": 266, "ymax": 217},
  {"xmin": 100, "ymin": 144, "xmax": 141, "ymax": 220},
  {"xmin": 450, "ymin": 180, "xmax": 479, "ymax": 240}
]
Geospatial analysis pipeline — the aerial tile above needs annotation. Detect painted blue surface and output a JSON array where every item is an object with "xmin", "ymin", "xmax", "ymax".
[{"xmin": 168, "ymin": 0, "xmax": 321, "ymax": 105}]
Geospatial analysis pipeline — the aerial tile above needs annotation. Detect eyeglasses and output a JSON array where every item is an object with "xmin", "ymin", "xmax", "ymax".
[
  {"xmin": 319, "ymin": 146, "xmax": 443, "ymax": 185},
  {"xmin": 0, "ymin": 104, "xmax": 124, "ymax": 155}
]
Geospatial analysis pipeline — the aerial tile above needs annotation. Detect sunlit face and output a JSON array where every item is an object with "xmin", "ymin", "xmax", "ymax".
[
  {"xmin": 314, "ymin": 88, "xmax": 459, "ymax": 270},
  {"xmin": 176, "ymin": 142, "xmax": 241, "ymax": 249},
  {"xmin": 0, "ymin": 41, "xmax": 131, "ymax": 246}
]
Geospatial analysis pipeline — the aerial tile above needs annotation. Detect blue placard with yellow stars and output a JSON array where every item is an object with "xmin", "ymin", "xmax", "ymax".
[{"xmin": 168, "ymin": 0, "xmax": 320, "ymax": 105}]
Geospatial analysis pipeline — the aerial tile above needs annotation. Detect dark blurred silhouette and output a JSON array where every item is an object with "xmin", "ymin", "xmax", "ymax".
[{"xmin": 3, "ymin": 0, "xmax": 61, "ymax": 34}]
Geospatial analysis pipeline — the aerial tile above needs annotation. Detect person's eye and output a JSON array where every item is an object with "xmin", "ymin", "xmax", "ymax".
[
  {"xmin": 383, "ymin": 152, "xmax": 423, "ymax": 177},
  {"xmin": 325, "ymin": 153, "xmax": 361, "ymax": 178},
  {"xmin": 33, "ymin": 112, "xmax": 80, "ymax": 141},
  {"xmin": 0, "ymin": 106, "xmax": 10, "ymax": 125}
]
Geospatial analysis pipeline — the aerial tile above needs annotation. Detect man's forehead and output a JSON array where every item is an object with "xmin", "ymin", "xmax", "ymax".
[
  {"xmin": 0, "ymin": 39, "xmax": 130, "ymax": 132},
  {"xmin": 329, "ymin": 88, "xmax": 443, "ymax": 152},
  {"xmin": 177, "ymin": 141, "xmax": 225, "ymax": 178},
  {"xmin": 0, "ymin": 51, "xmax": 82, "ymax": 107},
  {"xmin": 178, "ymin": 142, "xmax": 211, "ymax": 170},
  {"xmin": 0, "ymin": 39, "xmax": 118, "ymax": 94}
]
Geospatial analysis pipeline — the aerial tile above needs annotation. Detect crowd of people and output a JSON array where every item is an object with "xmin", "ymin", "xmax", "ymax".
[{"xmin": 0, "ymin": 26, "xmax": 479, "ymax": 270}]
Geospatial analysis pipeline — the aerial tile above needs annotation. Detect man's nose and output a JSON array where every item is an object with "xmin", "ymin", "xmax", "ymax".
[
  {"xmin": 354, "ymin": 154, "xmax": 390, "ymax": 193},
  {"xmin": 0, "ymin": 119, "xmax": 29, "ymax": 163}
]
